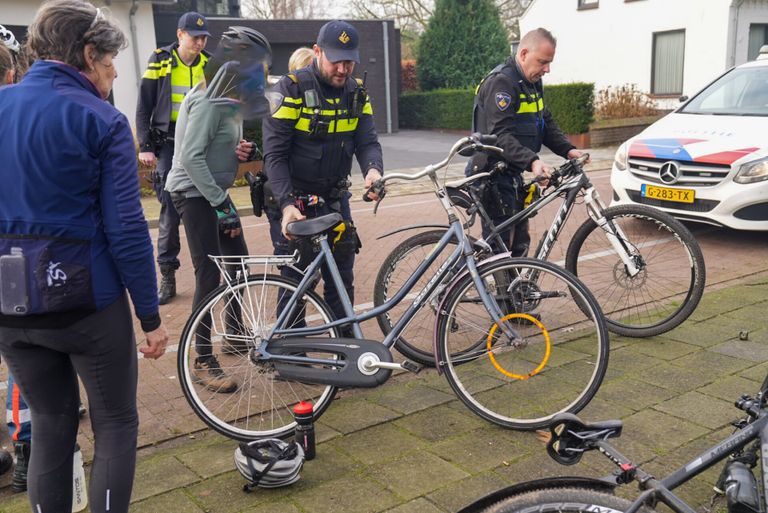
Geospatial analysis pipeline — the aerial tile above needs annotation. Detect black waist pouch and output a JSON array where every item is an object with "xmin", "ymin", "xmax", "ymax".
[{"xmin": 0, "ymin": 235, "xmax": 95, "ymax": 316}]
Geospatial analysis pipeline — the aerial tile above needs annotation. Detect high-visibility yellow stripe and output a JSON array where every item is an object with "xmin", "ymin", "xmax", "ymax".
[
  {"xmin": 295, "ymin": 118, "xmax": 311, "ymax": 132},
  {"xmin": 516, "ymin": 98, "xmax": 544, "ymax": 114},
  {"xmin": 363, "ymin": 102, "xmax": 373, "ymax": 115},
  {"xmin": 283, "ymin": 97, "xmax": 302, "ymax": 105},
  {"xmin": 273, "ymin": 105, "xmax": 301, "ymax": 120},
  {"xmin": 518, "ymin": 92, "xmax": 540, "ymax": 99},
  {"xmin": 333, "ymin": 118, "xmax": 359, "ymax": 132}
]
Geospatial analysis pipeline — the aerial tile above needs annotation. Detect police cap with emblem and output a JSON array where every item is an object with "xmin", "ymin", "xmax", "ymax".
[
  {"xmin": 317, "ymin": 20, "xmax": 359, "ymax": 63},
  {"xmin": 178, "ymin": 11, "xmax": 211, "ymax": 37}
]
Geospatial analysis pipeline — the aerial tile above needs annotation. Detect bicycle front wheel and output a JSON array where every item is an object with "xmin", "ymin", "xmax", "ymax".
[
  {"xmin": 479, "ymin": 487, "xmax": 654, "ymax": 513},
  {"xmin": 178, "ymin": 274, "xmax": 338, "ymax": 441},
  {"xmin": 436, "ymin": 258, "xmax": 609, "ymax": 430},
  {"xmin": 565, "ymin": 204, "xmax": 705, "ymax": 338}
]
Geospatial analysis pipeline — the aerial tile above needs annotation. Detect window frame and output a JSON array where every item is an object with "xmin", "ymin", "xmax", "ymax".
[{"xmin": 651, "ymin": 28, "xmax": 686, "ymax": 97}]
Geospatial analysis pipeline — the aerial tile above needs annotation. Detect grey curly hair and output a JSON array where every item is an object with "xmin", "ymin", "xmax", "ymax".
[{"xmin": 27, "ymin": 0, "xmax": 127, "ymax": 70}]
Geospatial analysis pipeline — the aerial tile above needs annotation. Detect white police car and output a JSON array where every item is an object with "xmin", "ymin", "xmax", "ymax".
[{"xmin": 610, "ymin": 49, "xmax": 768, "ymax": 231}]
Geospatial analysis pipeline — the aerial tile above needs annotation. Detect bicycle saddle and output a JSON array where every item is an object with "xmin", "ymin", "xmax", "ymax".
[
  {"xmin": 285, "ymin": 213, "xmax": 343, "ymax": 237},
  {"xmin": 546, "ymin": 413, "xmax": 623, "ymax": 466}
]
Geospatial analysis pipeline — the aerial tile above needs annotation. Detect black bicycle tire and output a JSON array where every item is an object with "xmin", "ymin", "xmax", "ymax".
[
  {"xmin": 436, "ymin": 257, "xmax": 610, "ymax": 430},
  {"xmin": 177, "ymin": 274, "xmax": 338, "ymax": 441},
  {"xmin": 373, "ymin": 229, "xmax": 459, "ymax": 366},
  {"xmin": 565, "ymin": 204, "xmax": 706, "ymax": 338},
  {"xmin": 479, "ymin": 486, "xmax": 654, "ymax": 513}
]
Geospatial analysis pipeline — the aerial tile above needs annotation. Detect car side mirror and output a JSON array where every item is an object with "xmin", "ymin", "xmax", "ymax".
[{"xmin": 679, "ymin": 95, "xmax": 689, "ymax": 103}]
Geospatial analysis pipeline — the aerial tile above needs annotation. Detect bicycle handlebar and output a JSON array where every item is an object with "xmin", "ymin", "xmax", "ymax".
[{"xmin": 363, "ymin": 134, "xmax": 504, "ymax": 213}]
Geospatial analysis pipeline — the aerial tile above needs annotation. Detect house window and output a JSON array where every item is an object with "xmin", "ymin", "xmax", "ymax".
[
  {"xmin": 652, "ymin": 30, "xmax": 685, "ymax": 95},
  {"xmin": 748, "ymin": 24, "xmax": 768, "ymax": 60},
  {"xmin": 578, "ymin": 0, "xmax": 599, "ymax": 9}
]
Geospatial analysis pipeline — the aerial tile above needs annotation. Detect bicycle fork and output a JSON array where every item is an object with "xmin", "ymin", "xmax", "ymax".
[{"xmin": 583, "ymin": 188, "xmax": 641, "ymax": 277}]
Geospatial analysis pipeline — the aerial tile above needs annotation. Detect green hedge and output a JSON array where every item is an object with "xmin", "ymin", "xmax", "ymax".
[{"xmin": 399, "ymin": 82, "xmax": 595, "ymax": 134}]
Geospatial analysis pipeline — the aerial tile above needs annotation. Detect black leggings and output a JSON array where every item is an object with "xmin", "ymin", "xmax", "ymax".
[
  {"xmin": 172, "ymin": 194, "xmax": 249, "ymax": 358},
  {"xmin": 0, "ymin": 295, "xmax": 138, "ymax": 513}
]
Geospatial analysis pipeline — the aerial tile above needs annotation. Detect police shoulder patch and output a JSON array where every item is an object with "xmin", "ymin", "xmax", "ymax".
[{"xmin": 495, "ymin": 92, "xmax": 512, "ymax": 111}]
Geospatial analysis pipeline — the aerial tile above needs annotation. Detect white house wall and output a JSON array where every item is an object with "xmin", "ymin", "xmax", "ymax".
[
  {"xmin": 2, "ymin": 1, "xmax": 157, "ymax": 124},
  {"xmin": 520, "ymin": 0, "xmax": 734, "ymax": 100}
]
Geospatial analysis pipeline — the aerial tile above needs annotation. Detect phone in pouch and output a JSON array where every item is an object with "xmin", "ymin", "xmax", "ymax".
[{"xmin": 0, "ymin": 247, "xmax": 29, "ymax": 316}]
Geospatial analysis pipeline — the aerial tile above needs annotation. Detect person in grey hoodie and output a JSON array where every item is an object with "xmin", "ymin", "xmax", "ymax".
[{"xmin": 165, "ymin": 26, "xmax": 272, "ymax": 393}]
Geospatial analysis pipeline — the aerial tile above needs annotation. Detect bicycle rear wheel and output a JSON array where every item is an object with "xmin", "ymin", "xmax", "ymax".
[
  {"xmin": 178, "ymin": 275, "xmax": 338, "ymax": 441},
  {"xmin": 565, "ymin": 204, "xmax": 705, "ymax": 338},
  {"xmin": 436, "ymin": 258, "xmax": 609, "ymax": 430},
  {"xmin": 478, "ymin": 487, "xmax": 654, "ymax": 513}
]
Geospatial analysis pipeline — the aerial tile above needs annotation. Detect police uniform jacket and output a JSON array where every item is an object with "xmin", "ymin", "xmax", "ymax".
[
  {"xmin": 471, "ymin": 56, "xmax": 574, "ymax": 174},
  {"xmin": 135, "ymin": 43, "xmax": 210, "ymax": 153},
  {"xmin": 262, "ymin": 62, "xmax": 383, "ymax": 210}
]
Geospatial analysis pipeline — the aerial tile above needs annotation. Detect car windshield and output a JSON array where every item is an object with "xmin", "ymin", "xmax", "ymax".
[{"xmin": 681, "ymin": 65, "xmax": 768, "ymax": 116}]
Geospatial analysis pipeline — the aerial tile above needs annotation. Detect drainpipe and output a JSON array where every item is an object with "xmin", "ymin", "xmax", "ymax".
[
  {"xmin": 728, "ymin": 0, "xmax": 746, "ymax": 68},
  {"xmin": 382, "ymin": 21, "xmax": 392, "ymax": 134},
  {"xmin": 129, "ymin": 0, "xmax": 142, "ymax": 89}
]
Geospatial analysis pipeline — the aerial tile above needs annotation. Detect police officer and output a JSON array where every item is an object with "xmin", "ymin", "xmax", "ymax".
[
  {"xmin": 136, "ymin": 12, "xmax": 210, "ymax": 304},
  {"xmin": 469, "ymin": 27, "xmax": 587, "ymax": 256},
  {"xmin": 262, "ymin": 20, "xmax": 383, "ymax": 330}
]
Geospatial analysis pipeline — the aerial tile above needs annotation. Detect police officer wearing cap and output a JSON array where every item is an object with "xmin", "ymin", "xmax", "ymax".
[
  {"xmin": 469, "ymin": 28, "xmax": 587, "ymax": 256},
  {"xmin": 262, "ymin": 20, "xmax": 383, "ymax": 329},
  {"xmin": 136, "ymin": 11, "xmax": 211, "ymax": 305}
]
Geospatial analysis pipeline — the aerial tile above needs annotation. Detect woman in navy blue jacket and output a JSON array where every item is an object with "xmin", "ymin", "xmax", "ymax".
[{"xmin": 0, "ymin": 2, "xmax": 168, "ymax": 512}]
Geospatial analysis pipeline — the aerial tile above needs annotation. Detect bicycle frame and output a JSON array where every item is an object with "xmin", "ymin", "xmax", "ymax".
[
  {"xmin": 477, "ymin": 165, "xmax": 642, "ymax": 277},
  {"xmin": 256, "ymin": 157, "xmax": 522, "ymax": 367}
]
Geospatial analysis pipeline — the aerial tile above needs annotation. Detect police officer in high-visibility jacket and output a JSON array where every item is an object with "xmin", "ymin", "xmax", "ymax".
[
  {"xmin": 469, "ymin": 28, "xmax": 587, "ymax": 257},
  {"xmin": 136, "ymin": 12, "xmax": 210, "ymax": 305},
  {"xmin": 262, "ymin": 20, "xmax": 383, "ymax": 331}
]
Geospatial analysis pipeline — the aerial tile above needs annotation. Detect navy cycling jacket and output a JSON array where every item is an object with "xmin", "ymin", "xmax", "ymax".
[{"xmin": 0, "ymin": 61, "xmax": 160, "ymax": 330}]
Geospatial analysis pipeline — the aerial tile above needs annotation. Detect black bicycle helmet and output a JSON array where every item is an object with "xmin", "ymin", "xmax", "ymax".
[{"xmin": 219, "ymin": 26, "xmax": 272, "ymax": 56}]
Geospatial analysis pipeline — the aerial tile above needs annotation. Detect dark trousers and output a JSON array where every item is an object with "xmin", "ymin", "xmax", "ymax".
[
  {"xmin": 154, "ymin": 143, "xmax": 181, "ymax": 270},
  {"xmin": 265, "ymin": 194, "xmax": 355, "ymax": 327},
  {"xmin": 0, "ymin": 295, "xmax": 138, "ymax": 513},
  {"xmin": 481, "ymin": 173, "xmax": 531, "ymax": 257},
  {"xmin": 172, "ymin": 194, "xmax": 249, "ymax": 358}
]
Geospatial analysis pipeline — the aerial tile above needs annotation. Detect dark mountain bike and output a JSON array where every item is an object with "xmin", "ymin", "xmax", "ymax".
[
  {"xmin": 375, "ymin": 155, "xmax": 706, "ymax": 366},
  {"xmin": 460, "ymin": 372, "xmax": 768, "ymax": 513}
]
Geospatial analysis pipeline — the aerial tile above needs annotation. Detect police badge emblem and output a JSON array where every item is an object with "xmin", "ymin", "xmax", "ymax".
[{"xmin": 495, "ymin": 92, "xmax": 512, "ymax": 111}]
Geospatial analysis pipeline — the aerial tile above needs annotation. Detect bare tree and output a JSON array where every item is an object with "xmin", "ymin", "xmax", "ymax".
[
  {"xmin": 350, "ymin": 0, "xmax": 528, "ymax": 40},
  {"xmin": 241, "ymin": 0, "xmax": 327, "ymax": 19}
]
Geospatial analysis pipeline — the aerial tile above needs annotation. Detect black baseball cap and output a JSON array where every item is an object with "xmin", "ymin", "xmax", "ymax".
[
  {"xmin": 317, "ymin": 20, "xmax": 359, "ymax": 63},
  {"xmin": 178, "ymin": 12, "xmax": 210, "ymax": 37}
]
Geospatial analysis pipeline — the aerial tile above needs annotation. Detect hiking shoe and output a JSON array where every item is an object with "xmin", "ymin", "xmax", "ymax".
[
  {"xmin": 158, "ymin": 266, "xmax": 177, "ymax": 305},
  {"xmin": 193, "ymin": 357, "xmax": 239, "ymax": 393}
]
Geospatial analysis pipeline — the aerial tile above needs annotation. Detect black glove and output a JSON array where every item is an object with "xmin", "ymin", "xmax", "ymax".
[{"xmin": 215, "ymin": 196, "xmax": 241, "ymax": 234}]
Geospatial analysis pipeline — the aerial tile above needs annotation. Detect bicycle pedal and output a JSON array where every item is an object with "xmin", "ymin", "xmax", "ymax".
[{"xmin": 401, "ymin": 360, "xmax": 422, "ymax": 374}]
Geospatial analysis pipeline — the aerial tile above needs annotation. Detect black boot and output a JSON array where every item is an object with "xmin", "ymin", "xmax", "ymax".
[
  {"xmin": 12, "ymin": 441, "xmax": 30, "ymax": 493},
  {"xmin": 158, "ymin": 265, "xmax": 177, "ymax": 305}
]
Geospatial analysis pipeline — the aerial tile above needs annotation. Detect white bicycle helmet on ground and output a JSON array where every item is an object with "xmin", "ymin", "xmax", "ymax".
[{"xmin": 234, "ymin": 439, "xmax": 304, "ymax": 491}]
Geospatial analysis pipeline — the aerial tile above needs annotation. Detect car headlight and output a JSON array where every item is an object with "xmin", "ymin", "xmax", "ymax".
[
  {"xmin": 614, "ymin": 142, "xmax": 629, "ymax": 171},
  {"xmin": 735, "ymin": 157, "xmax": 768, "ymax": 184}
]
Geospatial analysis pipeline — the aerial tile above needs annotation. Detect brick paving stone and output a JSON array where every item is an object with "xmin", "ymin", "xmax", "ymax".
[
  {"xmin": 292, "ymin": 445, "xmax": 361, "ymax": 487},
  {"xmin": 326, "ymin": 423, "xmax": 427, "ymax": 466},
  {"xmin": 176, "ymin": 437, "xmax": 240, "ymax": 479},
  {"xmin": 130, "ymin": 490, "xmax": 205, "ymax": 513},
  {"xmin": 132, "ymin": 453, "xmax": 200, "ymax": 502},
  {"xmin": 243, "ymin": 501, "xmax": 304, "ymax": 513},
  {"xmin": 653, "ymin": 390, "xmax": 737, "ymax": 430},
  {"xmin": 365, "ymin": 380, "xmax": 455, "ymax": 415},
  {"xmin": 633, "ymin": 362, "xmax": 718, "ymax": 392},
  {"xmin": 740, "ymin": 361, "xmax": 768, "ymax": 382},
  {"xmin": 579, "ymin": 392, "xmax": 643, "ymax": 419},
  {"xmin": 394, "ymin": 404, "xmax": 487, "ymax": 442},
  {"xmin": 710, "ymin": 339, "xmax": 768, "ymax": 362},
  {"xmin": 428, "ymin": 427, "xmax": 530, "ymax": 474},
  {"xmin": 365, "ymin": 451, "xmax": 469, "ymax": 501},
  {"xmin": 425, "ymin": 471, "xmax": 511, "ymax": 512},
  {"xmin": 627, "ymin": 337, "xmax": 700, "ymax": 361},
  {"xmin": 292, "ymin": 474, "xmax": 401, "ymax": 513},
  {"xmin": 316, "ymin": 396, "xmax": 402, "ymax": 435},
  {"xmin": 698, "ymin": 374, "xmax": 760, "ymax": 402},
  {"xmin": 188, "ymin": 470, "xmax": 285, "ymax": 513},
  {"xmin": 384, "ymin": 497, "xmax": 446, "ymax": 513},
  {"xmin": 664, "ymin": 318, "xmax": 750, "ymax": 347},
  {"xmin": 672, "ymin": 349, "xmax": 755, "ymax": 378},
  {"xmin": 594, "ymin": 377, "xmax": 678, "ymax": 412},
  {"xmin": 621, "ymin": 410, "xmax": 709, "ymax": 454}
]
